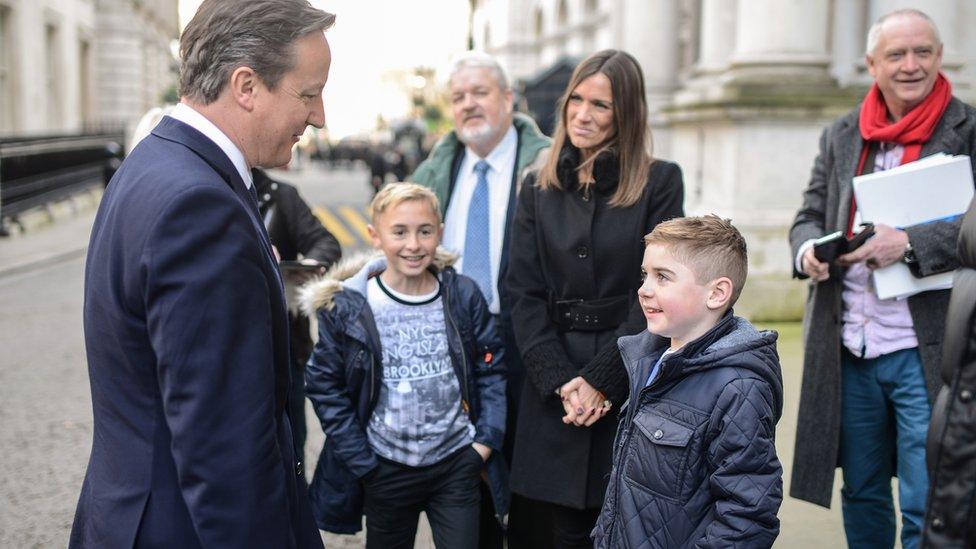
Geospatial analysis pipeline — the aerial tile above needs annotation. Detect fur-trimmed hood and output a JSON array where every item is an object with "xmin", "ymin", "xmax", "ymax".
[{"xmin": 299, "ymin": 247, "xmax": 459, "ymax": 315}]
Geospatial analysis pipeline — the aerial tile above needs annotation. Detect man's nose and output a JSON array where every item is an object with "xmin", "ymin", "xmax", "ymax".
[
  {"xmin": 902, "ymin": 53, "xmax": 920, "ymax": 72},
  {"xmin": 308, "ymin": 95, "xmax": 325, "ymax": 128}
]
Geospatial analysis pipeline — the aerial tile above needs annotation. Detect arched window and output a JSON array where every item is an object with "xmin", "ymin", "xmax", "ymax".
[
  {"xmin": 585, "ymin": 0, "xmax": 598, "ymax": 15},
  {"xmin": 483, "ymin": 23, "xmax": 491, "ymax": 49},
  {"xmin": 557, "ymin": 0, "xmax": 568, "ymax": 26},
  {"xmin": 534, "ymin": 7, "xmax": 544, "ymax": 39}
]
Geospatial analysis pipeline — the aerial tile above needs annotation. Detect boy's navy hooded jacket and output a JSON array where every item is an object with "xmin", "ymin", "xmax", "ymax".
[
  {"xmin": 592, "ymin": 313, "xmax": 784, "ymax": 548},
  {"xmin": 299, "ymin": 251, "xmax": 508, "ymax": 535}
]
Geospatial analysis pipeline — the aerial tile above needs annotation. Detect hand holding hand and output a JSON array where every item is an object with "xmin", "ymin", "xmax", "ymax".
[
  {"xmin": 559, "ymin": 377, "xmax": 583, "ymax": 424},
  {"xmin": 560, "ymin": 376, "xmax": 610, "ymax": 427},
  {"xmin": 837, "ymin": 224, "xmax": 907, "ymax": 270}
]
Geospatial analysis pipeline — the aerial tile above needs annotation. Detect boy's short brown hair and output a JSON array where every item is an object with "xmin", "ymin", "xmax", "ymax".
[
  {"xmin": 368, "ymin": 182, "xmax": 441, "ymax": 223},
  {"xmin": 644, "ymin": 215, "xmax": 748, "ymax": 307}
]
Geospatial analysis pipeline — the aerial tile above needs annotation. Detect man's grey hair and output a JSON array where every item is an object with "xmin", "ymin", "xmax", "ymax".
[
  {"xmin": 449, "ymin": 51, "xmax": 511, "ymax": 91},
  {"xmin": 865, "ymin": 8, "xmax": 941, "ymax": 56},
  {"xmin": 179, "ymin": 0, "xmax": 336, "ymax": 104}
]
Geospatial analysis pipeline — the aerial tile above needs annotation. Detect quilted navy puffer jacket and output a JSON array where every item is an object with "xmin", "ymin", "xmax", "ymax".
[{"xmin": 592, "ymin": 313, "xmax": 784, "ymax": 548}]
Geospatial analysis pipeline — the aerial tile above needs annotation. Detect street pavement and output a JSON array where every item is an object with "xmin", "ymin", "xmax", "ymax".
[{"xmin": 0, "ymin": 159, "xmax": 876, "ymax": 547}]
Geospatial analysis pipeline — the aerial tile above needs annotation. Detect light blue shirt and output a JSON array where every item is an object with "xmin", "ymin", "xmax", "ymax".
[
  {"xmin": 645, "ymin": 349, "xmax": 676, "ymax": 388},
  {"xmin": 442, "ymin": 125, "xmax": 518, "ymax": 315}
]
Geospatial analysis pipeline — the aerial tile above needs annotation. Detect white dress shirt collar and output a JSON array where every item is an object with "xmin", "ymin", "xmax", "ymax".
[{"xmin": 167, "ymin": 102, "xmax": 253, "ymax": 188}]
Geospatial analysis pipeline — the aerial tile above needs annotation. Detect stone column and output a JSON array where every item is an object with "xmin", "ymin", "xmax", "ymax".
[
  {"xmin": 621, "ymin": 0, "xmax": 678, "ymax": 103},
  {"xmin": 830, "ymin": 0, "xmax": 870, "ymax": 88},
  {"xmin": 620, "ymin": 0, "xmax": 679, "ymax": 156},
  {"xmin": 696, "ymin": 0, "xmax": 736, "ymax": 76},
  {"xmin": 728, "ymin": 0, "xmax": 833, "ymax": 85}
]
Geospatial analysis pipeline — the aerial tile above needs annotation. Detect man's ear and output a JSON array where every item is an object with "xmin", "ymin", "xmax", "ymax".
[
  {"xmin": 706, "ymin": 277, "xmax": 734, "ymax": 311},
  {"xmin": 865, "ymin": 54, "xmax": 877, "ymax": 79},
  {"xmin": 229, "ymin": 66, "xmax": 259, "ymax": 111}
]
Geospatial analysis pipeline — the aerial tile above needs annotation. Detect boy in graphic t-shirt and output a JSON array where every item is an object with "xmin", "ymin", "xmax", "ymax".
[{"xmin": 301, "ymin": 183, "xmax": 507, "ymax": 547}]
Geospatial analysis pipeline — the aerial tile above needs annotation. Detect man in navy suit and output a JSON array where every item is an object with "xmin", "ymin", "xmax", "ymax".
[{"xmin": 70, "ymin": 1, "xmax": 334, "ymax": 546}]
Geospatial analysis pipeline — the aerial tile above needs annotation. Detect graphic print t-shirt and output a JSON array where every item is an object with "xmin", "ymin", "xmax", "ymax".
[{"xmin": 365, "ymin": 275, "xmax": 474, "ymax": 466}]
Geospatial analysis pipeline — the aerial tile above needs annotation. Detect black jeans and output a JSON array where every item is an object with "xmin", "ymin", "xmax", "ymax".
[{"xmin": 364, "ymin": 446, "xmax": 483, "ymax": 549}]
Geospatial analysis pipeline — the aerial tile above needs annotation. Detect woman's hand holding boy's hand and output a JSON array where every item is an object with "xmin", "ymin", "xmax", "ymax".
[{"xmin": 560, "ymin": 377, "xmax": 610, "ymax": 427}]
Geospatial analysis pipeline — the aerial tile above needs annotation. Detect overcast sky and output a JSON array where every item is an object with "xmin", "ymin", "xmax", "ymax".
[{"xmin": 178, "ymin": 0, "xmax": 471, "ymax": 138}]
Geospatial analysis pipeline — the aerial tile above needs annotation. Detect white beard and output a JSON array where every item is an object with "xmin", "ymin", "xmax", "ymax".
[{"xmin": 458, "ymin": 122, "xmax": 497, "ymax": 148}]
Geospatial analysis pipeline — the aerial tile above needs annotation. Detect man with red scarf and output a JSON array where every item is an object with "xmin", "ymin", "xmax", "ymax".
[{"xmin": 789, "ymin": 9, "xmax": 976, "ymax": 549}]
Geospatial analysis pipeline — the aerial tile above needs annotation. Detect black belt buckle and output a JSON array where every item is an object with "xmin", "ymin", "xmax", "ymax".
[
  {"xmin": 553, "ymin": 298, "xmax": 584, "ymax": 331},
  {"xmin": 551, "ymin": 294, "xmax": 630, "ymax": 332}
]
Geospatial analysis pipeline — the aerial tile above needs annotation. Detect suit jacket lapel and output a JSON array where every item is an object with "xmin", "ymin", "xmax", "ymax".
[
  {"xmin": 834, "ymin": 108, "xmax": 862, "ymax": 233},
  {"xmin": 151, "ymin": 117, "xmax": 284, "ymax": 291},
  {"xmin": 921, "ymin": 97, "xmax": 965, "ymax": 159}
]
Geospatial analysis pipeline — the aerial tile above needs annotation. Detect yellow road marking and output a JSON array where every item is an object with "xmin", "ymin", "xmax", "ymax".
[
  {"xmin": 313, "ymin": 206, "xmax": 355, "ymax": 247},
  {"xmin": 338, "ymin": 205, "xmax": 372, "ymax": 243}
]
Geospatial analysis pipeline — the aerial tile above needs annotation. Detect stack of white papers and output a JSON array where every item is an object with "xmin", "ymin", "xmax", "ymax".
[{"xmin": 853, "ymin": 153, "xmax": 973, "ymax": 299}]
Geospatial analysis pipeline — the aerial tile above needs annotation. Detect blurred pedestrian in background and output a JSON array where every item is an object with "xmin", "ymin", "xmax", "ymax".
[{"xmin": 505, "ymin": 49, "xmax": 684, "ymax": 548}]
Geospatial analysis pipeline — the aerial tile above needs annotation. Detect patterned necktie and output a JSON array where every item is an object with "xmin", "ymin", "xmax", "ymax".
[{"xmin": 465, "ymin": 160, "xmax": 493, "ymax": 304}]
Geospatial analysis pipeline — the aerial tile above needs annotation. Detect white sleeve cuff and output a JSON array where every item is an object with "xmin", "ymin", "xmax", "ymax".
[{"xmin": 796, "ymin": 239, "xmax": 816, "ymax": 274}]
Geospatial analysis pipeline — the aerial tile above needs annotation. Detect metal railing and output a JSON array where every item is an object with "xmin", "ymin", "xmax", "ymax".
[{"xmin": 0, "ymin": 132, "xmax": 124, "ymax": 231}]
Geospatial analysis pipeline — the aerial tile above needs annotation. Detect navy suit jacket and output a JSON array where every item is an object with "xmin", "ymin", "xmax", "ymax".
[{"xmin": 70, "ymin": 117, "xmax": 323, "ymax": 548}]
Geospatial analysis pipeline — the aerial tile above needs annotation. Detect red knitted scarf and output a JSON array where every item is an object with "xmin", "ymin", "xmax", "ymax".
[{"xmin": 847, "ymin": 72, "xmax": 952, "ymax": 235}]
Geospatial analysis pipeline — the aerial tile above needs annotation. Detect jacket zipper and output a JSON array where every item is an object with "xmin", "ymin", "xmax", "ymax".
[
  {"xmin": 442, "ymin": 285, "xmax": 471, "ymax": 412},
  {"xmin": 605, "ymin": 399, "xmax": 636, "ymax": 546},
  {"xmin": 605, "ymin": 367, "xmax": 659, "ymax": 545}
]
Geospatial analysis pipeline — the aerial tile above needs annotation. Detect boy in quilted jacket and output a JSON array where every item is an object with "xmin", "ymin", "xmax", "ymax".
[{"xmin": 591, "ymin": 215, "xmax": 784, "ymax": 548}]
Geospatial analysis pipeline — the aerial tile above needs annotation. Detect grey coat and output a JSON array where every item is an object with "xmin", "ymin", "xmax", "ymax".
[{"xmin": 788, "ymin": 97, "xmax": 976, "ymax": 508}]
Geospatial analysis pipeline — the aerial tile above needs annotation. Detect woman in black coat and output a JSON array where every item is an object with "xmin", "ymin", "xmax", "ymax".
[{"xmin": 506, "ymin": 49, "xmax": 684, "ymax": 547}]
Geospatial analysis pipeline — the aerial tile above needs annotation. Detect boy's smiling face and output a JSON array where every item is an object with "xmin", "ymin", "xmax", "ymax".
[
  {"xmin": 638, "ymin": 243, "xmax": 730, "ymax": 351},
  {"xmin": 368, "ymin": 199, "xmax": 442, "ymax": 283}
]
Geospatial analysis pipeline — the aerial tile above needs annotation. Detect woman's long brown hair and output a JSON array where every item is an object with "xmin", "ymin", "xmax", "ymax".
[{"xmin": 535, "ymin": 49, "xmax": 653, "ymax": 208}]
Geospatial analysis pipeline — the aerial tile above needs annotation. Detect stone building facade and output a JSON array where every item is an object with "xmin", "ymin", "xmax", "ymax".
[
  {"xmin": 0, "ymin": 0, "xmax": 177, "ymax": 136},
  {"xmin": 472, "ymin": 0, "xmax": 976, "ymax": 319}
]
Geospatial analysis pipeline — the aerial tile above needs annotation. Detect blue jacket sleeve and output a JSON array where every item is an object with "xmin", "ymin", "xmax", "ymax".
[
  {"xmin": 464, "ymin": 279, "xmax": 508, "ymax": 453},
  {"xmin": 305, "ymin": 307, "xmax": 378, "ymax": 478},
  {"xmin": 697, "ymin": 377, "xmax": 783, "ymax": 548},
  {"xmin": 143, "ymin": 186, "xmax": 292, "ymax": 547}
]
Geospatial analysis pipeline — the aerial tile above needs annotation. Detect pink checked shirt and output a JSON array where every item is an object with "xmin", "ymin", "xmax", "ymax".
[{"xmin": 840, "ymin": 142, "xmax": 918, "ymax": 358}]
